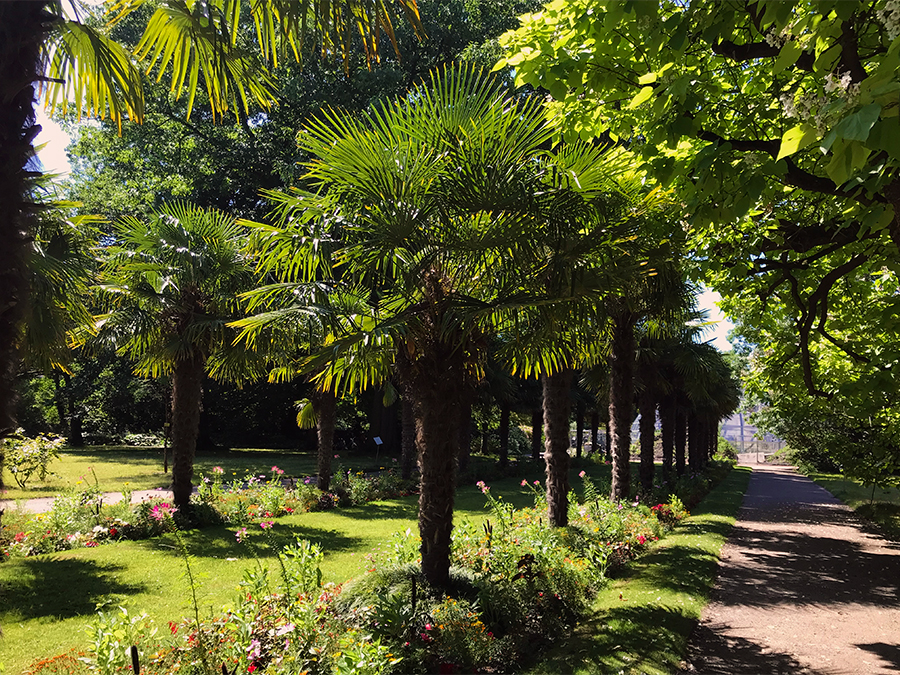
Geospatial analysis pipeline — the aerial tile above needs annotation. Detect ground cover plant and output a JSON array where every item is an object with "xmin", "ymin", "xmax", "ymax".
[{"xmin": 3, "ymin": 465, "xmax": 740, "ymax": 672}]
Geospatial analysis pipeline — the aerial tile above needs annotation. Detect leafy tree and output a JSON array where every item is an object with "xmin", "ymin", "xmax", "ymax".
[
  {"xmin": 499, "ymin": 0, "xmax": 900, "ymax": 400},
  {"xmin": 91, "ymin": 202, "xmax": 262, "ymax": 507}
]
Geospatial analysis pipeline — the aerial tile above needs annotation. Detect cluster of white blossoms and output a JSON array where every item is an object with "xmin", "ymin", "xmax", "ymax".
[
  {"xmin": 877, "ymin": 0, "xmax": 900, "ymax": 41},
  {"xmin": 823, "ymin": 71, "xmax": 861, "ymax": 105}
]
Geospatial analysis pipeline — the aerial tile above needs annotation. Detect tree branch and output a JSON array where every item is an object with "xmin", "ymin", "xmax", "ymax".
[{"xmin": 713, "ymin": 39, "xmax": 814, "ymax": 70}]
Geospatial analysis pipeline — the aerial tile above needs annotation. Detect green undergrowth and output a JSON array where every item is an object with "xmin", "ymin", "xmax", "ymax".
[
  {"xmin": 806, "ymin": 471, "xmax": 900, "ymax": 541},
  {"xmin": 528, "ymin": 466, "xmax": 752, "ymax": 675}
]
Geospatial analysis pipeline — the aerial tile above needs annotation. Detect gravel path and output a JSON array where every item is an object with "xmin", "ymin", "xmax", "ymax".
[
  {"xmin": 686, "ymin": 463, "xmax": 900, "ymax": 674},
  {"xmin": 0, "ymin": 487, "xmax": 179, "ymax": 513}
]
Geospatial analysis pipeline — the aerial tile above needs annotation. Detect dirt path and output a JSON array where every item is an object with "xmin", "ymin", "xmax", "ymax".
[
  {"xmin": 686, "ymin": 463, "xmax": 900, "ymax": 674},
  {"xmin": 0, "ymin": 487, "xmax": 178, "ymax": 513}
]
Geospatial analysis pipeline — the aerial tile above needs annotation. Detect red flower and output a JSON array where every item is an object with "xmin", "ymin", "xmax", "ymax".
[
  {"xmin": 168, "ymin": 621, "xmax": 178, "ymax": 635},
  {"xmin": 248, "ymin": 665, "xmax": 257, "ymax": 673}
]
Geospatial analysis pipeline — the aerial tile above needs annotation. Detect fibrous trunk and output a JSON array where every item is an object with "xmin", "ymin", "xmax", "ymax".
[
  {"xmin": 401, "ymin": 396, "xmax": 415, "ymax": 480},
  {"xmin": 638, "ymin": 389, "xmax": 655, "ymax": 494},
  {"xmin": 315, "ymin": 389, "xmax": 336, "ymax": 491},
  {"xmin": 498, "ymin": 403, "xmax": 510, "ymax": 469},
  {"xmin": 660, "ymin": 395, "xmax": 675, "ymax": 482},
  {"xmin": 543, "ymin": 369, "xmax": 572, "ymax": 527},
  {"xmin": 609, "ymin": 314, "xmax": 636, "ymax": 501},
  {"xmin": 458, "ymin": 399, "xmax": 473, "ymax": 473},
  {"xmin": 0, "ymin": 2, "xmax": 48, "ymax": 449},
  {"xmin": 531, "ymin": 408, "xmax": 542, "ymax": 460},
  {"xmin": 674, "ymin": 402, "xmax": 686, "ymax": 476},
  {"xmin": 171, "ymin": 355, "xmax": 206, "ymax": 509}
]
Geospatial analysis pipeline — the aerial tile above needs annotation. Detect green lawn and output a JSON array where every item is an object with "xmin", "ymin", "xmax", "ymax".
[
  {"xmin": 0, "ymin": 460, "xmax": 558, "ymax": 674},
  {"xmin": 0, "ymin": 446, "xmax": 383, "ymax": 502},
  {"xmin": 806, "ymin": 471, "xmax": 900, "ymax": 541},
  {"xmin": 528, "ymin": 466, "xmax": 752, "ymax": 675}
]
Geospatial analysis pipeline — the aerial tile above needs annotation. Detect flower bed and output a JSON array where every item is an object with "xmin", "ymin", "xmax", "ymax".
[
  {"xmin": 23, "ymin": 465, "xmax": 714, "ymax": 675},
  {"xmin": 1, "ymin": 465, "xmax": 418, "ymax": 560}
]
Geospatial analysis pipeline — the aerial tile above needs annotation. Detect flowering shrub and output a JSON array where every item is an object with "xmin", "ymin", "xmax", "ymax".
[{"xmin": 2, "ymin": 431, "xmax": 64, "ymax": 488}]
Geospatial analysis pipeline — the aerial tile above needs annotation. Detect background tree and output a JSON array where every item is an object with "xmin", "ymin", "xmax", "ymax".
[{"xmin": 92, "ymin": 202, "xmax": 263, "ymax": 508}]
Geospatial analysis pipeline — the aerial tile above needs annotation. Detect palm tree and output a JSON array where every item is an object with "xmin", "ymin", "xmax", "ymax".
[
  {"xmin": 91, "ymin": 202, "xmax": 262, "ymax": 508},
  {"xmin": 0, "ymin": 0, "xmax": 424, "ymax": 444},
  {"xmin": 236, "ymin": 66, "xmax": 555, "ymax": 587}
]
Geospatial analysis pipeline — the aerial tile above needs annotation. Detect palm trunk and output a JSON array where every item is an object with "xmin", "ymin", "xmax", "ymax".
[
  {"xmin": 531, "ymin": 407, "xmax": 542, "ymax": 460},
  {"xmin": 688, "ymin": 412, "xmax": 700, "ymax": 471},
  {"xmin": 315, "ymin": 389, "xmax": 336, "ymax": 491},
  {"xmin": 638, "ymin": 389, "xmax": 655, "ymax": 494},
  {"xmin": 413, "ymin": 376, "xmax": 461, "ymax": 588},
  {"xmin": 0, "ymin": 2, "xmax": 48, "ymax": 447},
  {"xmin": 543, "ymin": 369, "xmax": 573, "ymax": 527},
  {"xmin": 603, "ymin": 408, "xmax": 612, "ymax": 462},
  {"xmin": 674, "ymin": 403, "xmax": 686, "ymax": 476},
  {"xmin": 498, "ymin": 403, "xmax": 510, "ymax": 469},
  {"xmin": 171, "ymin": 355, "xmax": 205, "ymax": 509},
  {"xmin": 575, "ymin": 400, "xmax": 585, "ymax": 459},
  {"xmin": 63, "ymin": 372, "xmax": 82, "ymax": 447},
  {"xmin": 53, "ymin": 373, "xmax": 68, "ymax": 436},
  {"xmin": 659, "ymin": 395, "xmax": 675, "ymax": 482},
  {"xmin": 609, "ymin": 313, "xmax": 636, "ymax": 501},
  {"xmin": 590, "ymin": 409, "xmax": 599, "ymax": 457},
  {"xmin": 458, "ymin": 399, "xmax": 473, "ymax": 472},
  {"xmin": 400, "ymin": 395, "xmax": 416, "ymax": 480}
]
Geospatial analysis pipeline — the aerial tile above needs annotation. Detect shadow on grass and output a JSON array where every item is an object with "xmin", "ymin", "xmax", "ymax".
[
  {"xmin": 335, "ymin": 501, "xmax": 418, "ymax": 521},
  {"xmin": 0, "ymin": 557, "xmax": 146, "ymax": 621},
  {"xmin": 142, "ymin": 524, "xmax": 365, "ymax": 561}
]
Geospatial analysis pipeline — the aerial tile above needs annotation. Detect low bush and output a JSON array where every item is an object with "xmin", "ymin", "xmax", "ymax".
[{"xmin": 2, "ymin": 430, "xmax": 64, "ymax": 488}]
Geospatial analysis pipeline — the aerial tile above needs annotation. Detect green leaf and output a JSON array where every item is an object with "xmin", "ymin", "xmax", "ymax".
[
  {"xmin": 638, "ymin": 72, "xmax": 657, "ymax": 85},
  {"xmin": 833, "ymin": 103, "xmax": 881, "ymax": 142},
  {"xmin": 867, "ymin": 119, "xmax": 900, "ymax": 160},
  {"xmin": 777, "ymin": 124, "xmax": 818, "ymax": 160},
  {"xmin": 627, "ymin": 85, "xmax": 654, "ymax": 109},
  {"xmin": 773, "ymin": 41, "xmax": 803, "ymax": 74}
]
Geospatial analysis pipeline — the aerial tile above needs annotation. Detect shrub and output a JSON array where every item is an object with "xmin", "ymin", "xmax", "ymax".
[
  {"xmin": 715, "ymin": 436, "xmax": 739, "ymax": 461},
  {"xmin": 2, "ymin": 431, "xmax": 64, "ymax": 488}
]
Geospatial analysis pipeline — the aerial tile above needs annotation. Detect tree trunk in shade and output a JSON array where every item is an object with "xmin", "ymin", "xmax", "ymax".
[
  {"xmin": 498, "ymin": 403, "xmax": 510, "ymax": 468},
  {"xmin": 543, "ymin": 369, "xmax": 573, "ymax": 526},
  {"xmin": 171, "ymin": 355, "xmax": 206, "ymax": 509},
  {"xmin": 659, "ymin": 394, "xmax": 675, "ymax": 483},
  {"xmin": 401, "ymin": 396, "xmax": 416, "ymax": 479},
  {"xmin": 688, "ymin": 412, "xmax": 700, "ymax": 471},
  {"xmin": 638, "ymin": 389, "xmax": 656, "ymax": 493},
  {"xmin": 458, "ymin": 399, "xmax": 473, "ymax": 473},
  {"xmin": 609, "ymin": 313, "xmax": 636, "ymax": 501},
  {"xmin": 315, "ymin": 388, "xmax": 336, "ymax": 491},
  {"xmin": 53, "ymin": 373, "xmax": 68, "ymax": 436},
  {"xmin": 63, "ymin": 373, "xmax": 83, "ymax": 447},
  {"xmin": 575, "ymin": 400, "xmax": 585, "ymax": 458},
  {"xmin": 590, "ymin": 409, "xmax": 599, "ymax": 457},
  {"xmin": 675, "ymin": 403, "xmax": 687, "ymax": 476},
  {"xmin": 531, "ymin": 408, "xmax": 542, "ymax": 460},
  {"xmin": 604, "ymin": 416, "xmax": 611, "ymax": 462},
  {"xmin": 0, "ymin": 1, "xmax": 48, "ymax": 451}
]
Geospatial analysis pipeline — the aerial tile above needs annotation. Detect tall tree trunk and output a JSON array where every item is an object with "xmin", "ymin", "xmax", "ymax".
[
  {"xmin": 458, "ymin": 399, "xmax": 473, "ymax": 473},
  {"xmin": 63, "ymin": 372, "xmax": 82, "ymax": 447},
  {"xmin": 171, "ymin": 355, "xmax": 205, "ymax": 509},
  {"xmin": 531, "ymin": 407, "xmax": 542, "ymax": 460},
  {"xmin": 609, "ymin": 313, "xmax": 636, "ymax": 501},
  {"xmin": 315, "ymin": 388, "xmax": 336, "ymax": 491},
  {"xmin": 543, "ymin": 369, "xmax": 573, "ymax": 527},
  {"xmin": 638, "ymin": 389, "xmax": 656, "ymax": 494},
  {"xmin": 604, "ymin": 415, "xmax": 611, "ymax": 462},
  {"xmin": 674, "ymin": 402, "xmax": 686, "ymax": 476},
  {"xmin": 52, "ymin": 373, "xmax": 68, "ymax": 436},
  {"xmin": 0, "ymin": 2, "xmax": 47, "ymax": 449},
  {"xmin": 688, "ymin": 412, "xmax": 700, "ymax": 471},
  {"xmin": 575, "ymin": 399, "xmax": 585, "ymax": 459},
  {"xmin": 659, "ymin": 395, "xmax": 675, "ymax": 482},
  {"xmin": 498, "ymin": 403, "xmax": 510, "ymax": 469},
  {"xmin": 400, "ymin": 395, "xmax": 416, "ymax": 480},
  {"xmin": 590, "ymin": 408, "xmax": 599, "ymax": 457},
  {"xmin": 411, "ymin": 374, "xmax": 462, "ymax": 588}
]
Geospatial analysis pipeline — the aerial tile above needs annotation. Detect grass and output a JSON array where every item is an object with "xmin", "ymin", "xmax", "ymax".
[
  {"xmin": 527, "ymin": 465, "xmax": 752, "ymax": 675},
  {"xmin": 805, "ymin": 471, "xmax": 900, "ymax": 541},
  {"xmin": 0, "ymin": 458, "xmax": 561, "ymax": 674},
  {"xmin": 0, "ymin": 447, "xmax": 385, "ymax": 502}
]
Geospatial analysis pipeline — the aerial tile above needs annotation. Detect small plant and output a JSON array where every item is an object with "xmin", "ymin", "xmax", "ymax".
[{"xmin": 2, "ymin": 431, "xmax": 64, "ymax": 488}]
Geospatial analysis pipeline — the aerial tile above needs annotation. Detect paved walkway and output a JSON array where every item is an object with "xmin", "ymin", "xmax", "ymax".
[
  {"xmin": 686, "ymin": 463, "xmax": 900, "ymax": 674},
  {"xmin": 0, "ymin": 487, "xmax": 179, "ymax": 513}
]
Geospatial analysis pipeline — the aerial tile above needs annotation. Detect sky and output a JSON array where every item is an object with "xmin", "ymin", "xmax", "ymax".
[{"xmin": 34, "ymin": 110, "xmax": 736, "ymax": 351}]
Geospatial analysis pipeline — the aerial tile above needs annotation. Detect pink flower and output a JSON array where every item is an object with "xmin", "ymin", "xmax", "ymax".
[
  {"xmin": 533, "ymin": 480, "xmax": 540, "ymax": 486},
  {"xmin": 579, "ymin": 470, "xmax": 586, "ymax": 478},
  {"xmin": 425, "ymin": 623, "xmax": 433, "ymax": 631},
  {"xmin": 637, "ymin": 535, "xmax": 646, "ymax": 545},
  {"xmin": 334, "ymin": 454, "xmax": 340, "ymax": 459},
  {"xmin": 235, "ymin": 527, "xmax": 248, "ymax": 542},
  {"xmin": 476, "ymin": 481, "xmax": 489, "ymax": 494},
  {"xmin": 260, "ymin": 521, "xmax": 274, "ymax": 530},
  {"xmin": 212, "ymin": 466, "xmax": 224, "ymax": 475},
  {"xmin": 520, "ymin": 479, "xmax": 528, "ymax": 487},
  {"xmin": 271, "ymin": 465, "xmax": 284, "ymax": 475}
]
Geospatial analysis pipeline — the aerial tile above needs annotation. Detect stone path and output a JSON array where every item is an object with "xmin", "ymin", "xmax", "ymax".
[
  {"xmin": 686, "ymin": 463, "xmax": 900, "ymax": 674},
  {"xmin": 0, "ymin": 487, "xmax": 179, "ymax": 513}
]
